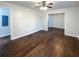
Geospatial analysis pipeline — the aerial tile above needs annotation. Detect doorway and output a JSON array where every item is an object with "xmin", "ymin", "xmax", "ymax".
[
  {"xmin": 48, "ymin": 13, "xmax": 65, "ymax": 29},
  {"xmin": 0, "ymin": 7, "xmax": 11, "ymax": 45}
]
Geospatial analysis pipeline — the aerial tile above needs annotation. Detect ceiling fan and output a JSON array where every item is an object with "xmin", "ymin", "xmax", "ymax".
[{"xmin": 35, "ymin": 1, "xmax": 53, "ymax": 11}]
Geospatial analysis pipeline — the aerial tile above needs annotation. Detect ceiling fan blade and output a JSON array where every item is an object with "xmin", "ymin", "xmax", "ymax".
[
  {"xmin": 47, "ymin": 6, "xmax": 52, "ymax": 8},
  {"xmin": 48, "ymin": 3, "xmax": 53, "ymax": 5}
]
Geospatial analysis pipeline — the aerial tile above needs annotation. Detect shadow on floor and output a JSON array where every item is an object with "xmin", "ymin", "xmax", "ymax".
[{"xmin": 0, "ymin": 35, "xmax": 11, "ymax": 45}]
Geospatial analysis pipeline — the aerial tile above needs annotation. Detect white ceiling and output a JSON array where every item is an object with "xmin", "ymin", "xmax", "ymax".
[{"xmin": 7, "ymin": 1, "xmax": 79, "ymax": 11}]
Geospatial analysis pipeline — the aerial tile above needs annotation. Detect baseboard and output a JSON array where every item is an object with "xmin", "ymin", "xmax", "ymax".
[
  {"xmin": 49, "ymin": 27, "xmax": 64, "ymax": 30},
  {"xmin": 78, "ymin": 36, "xmax": 79, "ymax": 40},
  {"xmin": 65, "ymin": 33, "xmax": 78, "ymax": 39},
  {"xmin": 0, "ymin": 34, "xmax": 10, "ymax": 38},
  {"xmin": 12, "ymin": 29, "xmax": 42, "ymax": 40},
  {"xmin": 51, "ymin": 26, "xmax": 64, "ymax": 29},
  {"xmin": 43, "ymin": 28, "xmax": 48, "ymax": 31}
]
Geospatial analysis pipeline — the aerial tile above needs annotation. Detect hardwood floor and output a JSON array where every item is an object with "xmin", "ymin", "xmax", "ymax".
[
  {"xmin": 0, "ymin": 27, "xmax": 79, "ymax": 57},
  {"xmin": 0, "ymin": 35, "xmax": 11, "ymax": 45}
]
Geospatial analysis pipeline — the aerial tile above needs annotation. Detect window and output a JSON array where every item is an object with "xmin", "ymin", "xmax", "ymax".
[{"xmin": 2, "ymin": 15, "xmax": 8, "ymax": 26}]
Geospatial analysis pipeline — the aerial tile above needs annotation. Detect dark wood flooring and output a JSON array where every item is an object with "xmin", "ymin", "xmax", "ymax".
[
  {"xmin": 0, "ymin": 27, "xmax": 79, "ymax": 57},
  {"xmin": 0, "ymin": 35, "xmax": 11, "ymax": 45}
]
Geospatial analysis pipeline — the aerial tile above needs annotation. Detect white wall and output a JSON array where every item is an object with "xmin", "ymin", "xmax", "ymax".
[
  {"xmin": 0, "ymin": 2, "xmax": 78, "ymax": 39},
  {"xmin": 0, "ymin": 8, "xmax": 10, "ymax": 37},
  {"xmin": 0, "ymin": 2, "xmax": 46, "ymax": 40},
  {"xmin": 65, "ymin": 7, "xmax": 79, "ymax": 38},
  {"xmin": 49, "ymin": 13, "xmax": 64, "ymax": 29},
  {"xmin": 46, "ymin": 6, "xmax": 79, "ymax": 38}
]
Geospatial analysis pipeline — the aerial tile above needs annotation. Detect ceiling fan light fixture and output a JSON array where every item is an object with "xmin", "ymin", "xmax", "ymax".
[
  {"xmin": 40, "ymin": 6, "xmax": 48, "ymax": 11},
  {"xmin": 43, "ymin": 6, "xmax": 48, "ymax": 10},
  {"xmin": 40, "ymin": 6, "xmax": 43, "ymax": 10},
  {"xmin": 35, "ymin": 1, "xmax": 53, "ymax": 11}
]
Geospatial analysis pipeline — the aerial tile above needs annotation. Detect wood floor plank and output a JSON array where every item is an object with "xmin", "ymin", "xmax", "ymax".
[{"xmin": 0, "ymin": 27, "xmax": 79, "ymax": 57}]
